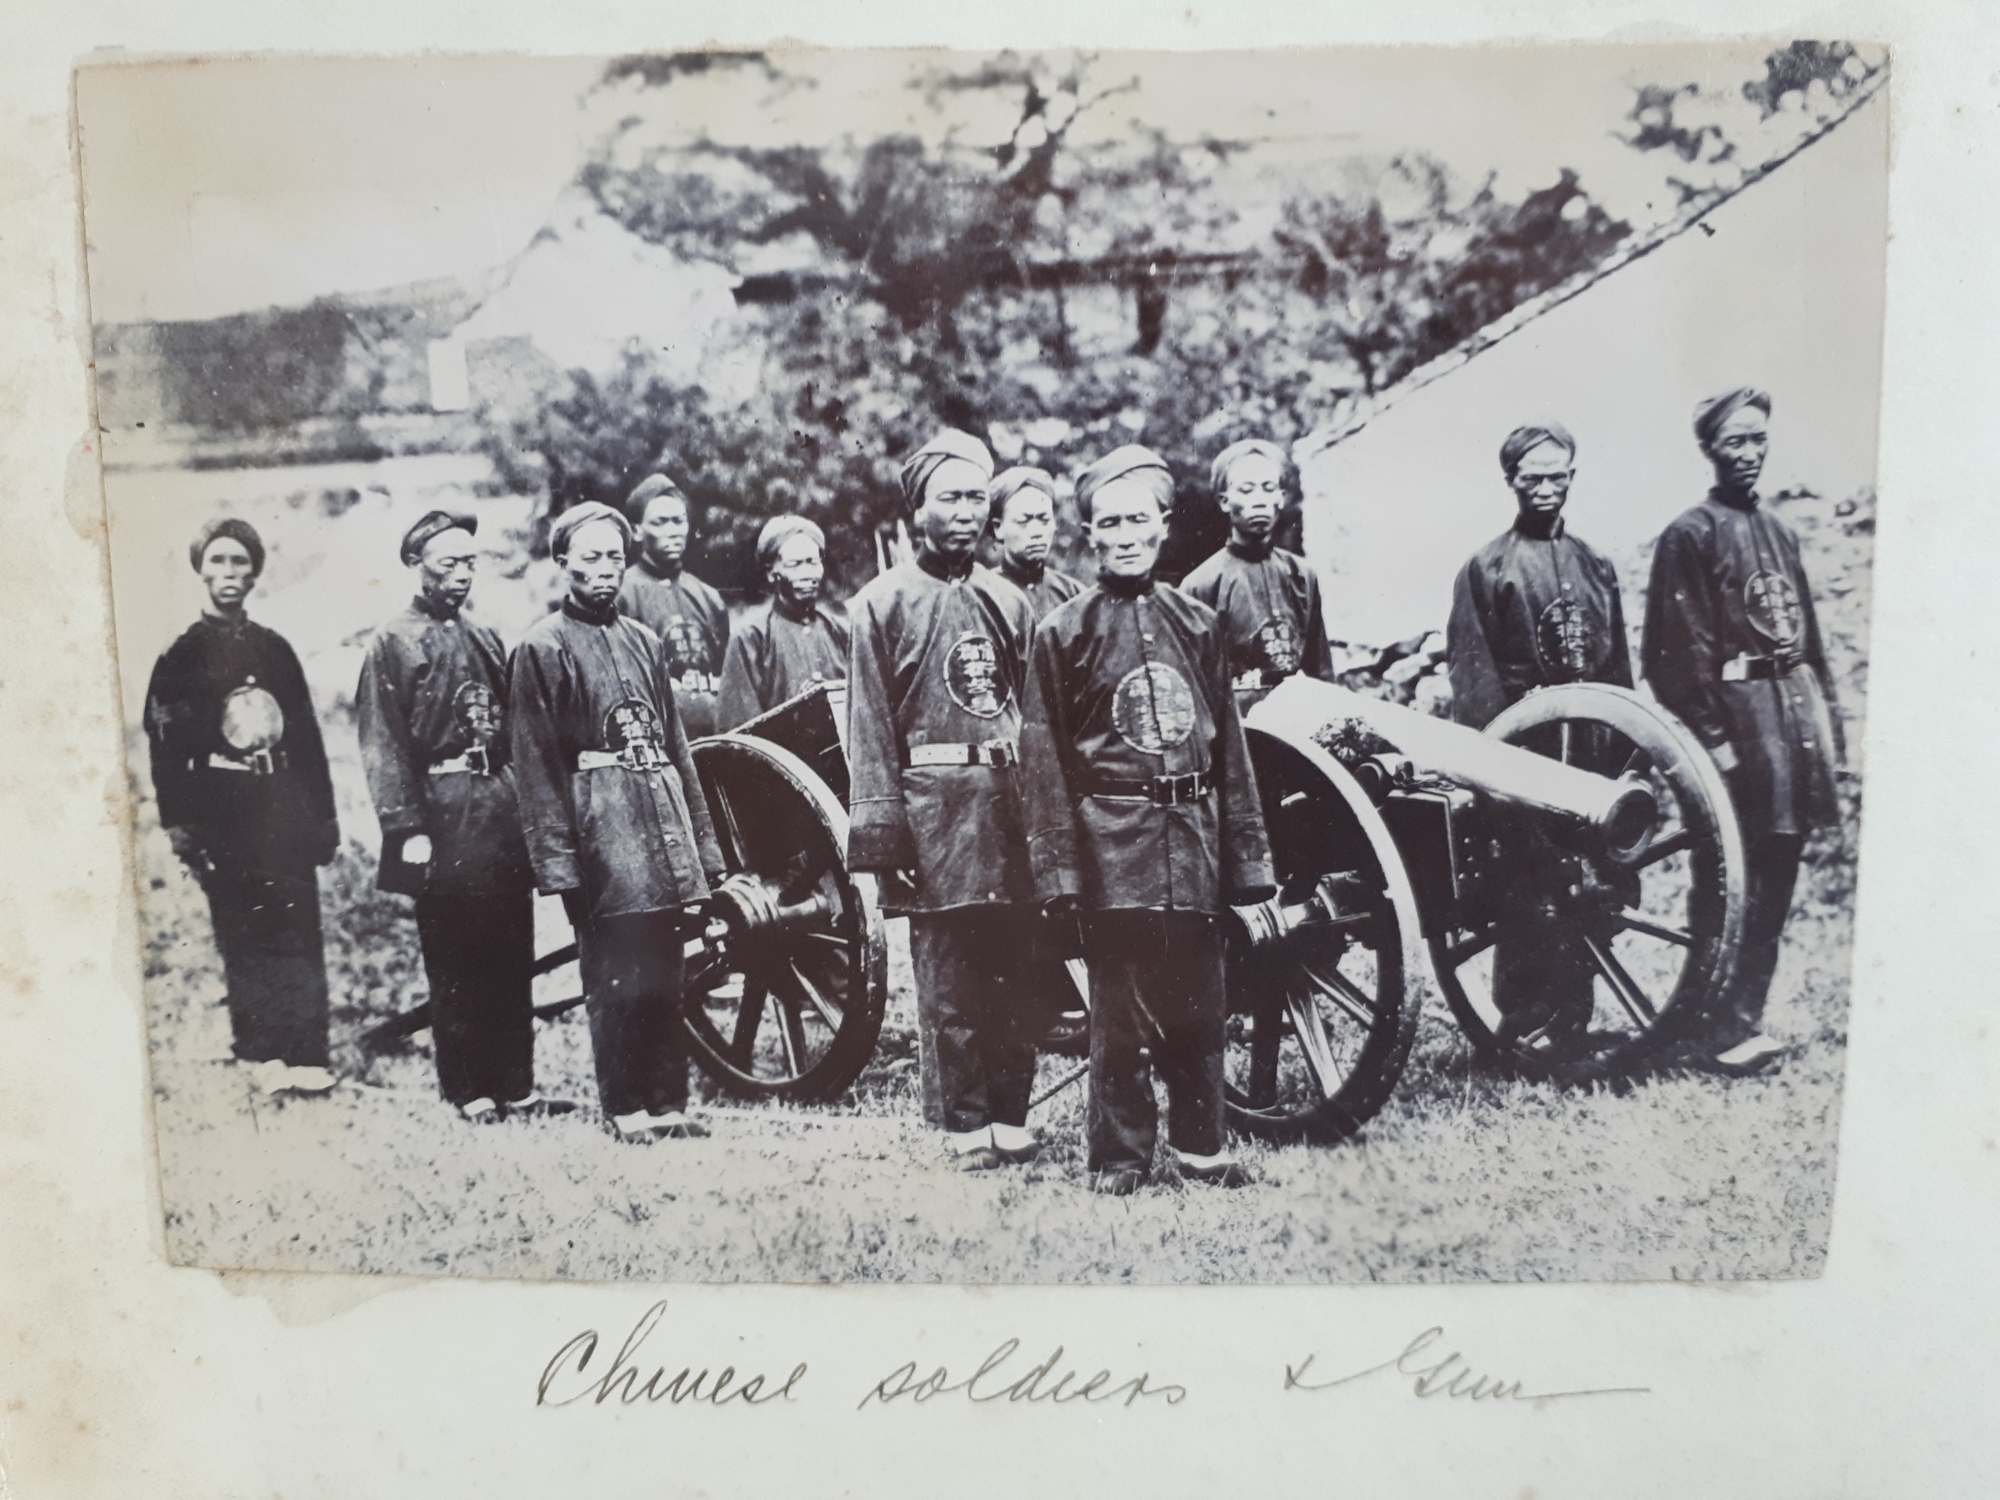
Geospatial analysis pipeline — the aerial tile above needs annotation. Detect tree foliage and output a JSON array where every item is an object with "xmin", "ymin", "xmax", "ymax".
[{"xmin": 482, "ymin": 50, "xmax": 1634, "ymax": 590}]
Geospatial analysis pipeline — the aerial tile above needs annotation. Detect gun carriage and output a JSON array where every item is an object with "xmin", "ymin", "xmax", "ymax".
[{"xmin": 376, "ymin": 671, "xmax": 1745, "ymax": 1145}]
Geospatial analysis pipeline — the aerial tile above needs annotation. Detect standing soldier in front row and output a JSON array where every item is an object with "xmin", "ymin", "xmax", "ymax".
[
  {"xmin": 990, "ymin": 465, "xmax": 1084, "ymax": 621},
  {"xmin": 1021, "ymin": 446, "xmax": 1277, "ymax": 1195},
  {"xmin": 618, "ymin": 473, "xmax": 730, "ymax": 740},
  {"xmin": 146, "ymin": 518, "xmax": 340, "ymax": 1097},
  {"xmin": 718, "ymin": 515, "xmax": 850, "ymax": 728},
  {"xmin": 510, "ymin": 502, "xmax": 728, "ymax": 1141},
  {"xmin": 356, "ymin": 509, "xmax": 571, "ymax": 1124},
  {"xmin": 847, "ymin": 429, "xmax": 1041, "ymax": 1171},
  {"xmin": 1181, "ymin": 438, "xmax": 1335, "ymax": 715},
  {"xmin": 1445, "ymin": 422, "xmax": 1633, "ymax": 1055},
  {"xmin": 1644, "ymin": 388, "xmax": 1843, "ymax": 1077}
]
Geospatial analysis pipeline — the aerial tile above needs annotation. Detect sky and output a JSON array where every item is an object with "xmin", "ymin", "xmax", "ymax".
[{"xmin": 74, "ymin": 44, "xmax": 1804, "ymax": 326}]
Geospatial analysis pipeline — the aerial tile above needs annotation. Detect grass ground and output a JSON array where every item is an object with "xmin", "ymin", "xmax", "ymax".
[{"xmin": 132, "ymin": 487, "xmax": 1871, "ymax": 1286}]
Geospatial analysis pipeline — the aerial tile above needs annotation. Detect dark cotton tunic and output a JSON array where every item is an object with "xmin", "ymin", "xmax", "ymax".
[
  {"xmin": 1642, "ymin": 490, "xmax": 1842, "ymax": 841},
  {"xmin": 1020, "ymin": 580, "xmax": 1275, "ymax": 914},
  {"xmin": 846, "ymin": 557, "xmax": 1035, "ymax": 913},
  {"xmin": 509, "ymin": 597, "xmax": 724, "ymax": 921},
  {"xmin": 1446, "ymin": 517, "xmax": 1633, "ymax": 729},
  {"xmin": 144, "ymin": 614, "xmax": 338, "ymax": 869},
  {"xmin": 717, "ymin": 602, "xmax": 850, "ymax": 730},
  {"xmin": 998, "ymin": 559, "xmax": 1086, "ymax": 623},
  {"xmin": 1178, "ymin": 541, "xmax": 1335, "ymax": 713},
  {"xmin": 616, "ymin": 559, "xmax": 730, "ymax": 739},
  {"xmin": 355, "ymin": 596, "xmax": 532, "ymax": 897}
]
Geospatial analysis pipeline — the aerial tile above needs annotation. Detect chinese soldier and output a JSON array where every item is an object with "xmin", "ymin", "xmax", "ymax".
[
  {"xmin": 145, "ymin": 517, "xmax": 339, "ymax": 1097},
  {"xmin": 990, "ymin": 465, "xmax": 1084, "ymax": 621},
  {"xmin": 1020, "ymin": 445, "xmax": 1277, "ymax": 1195},
  {"xmin": 718, "ymin": 515, "xmax": 850, "ymax": 728},
  {"xmin": 357, "ymin": 509, "xmax": 571, "ymax": 1124},
  {"xmin": 1181, "ymin": 437, "xmax": 1336, "ymax": 714},
  {"xmin": 1445, "ymin": 422, "xmax": 1634, "ymax": 1054},
  {"xmin": 510, "ymin": 501, "xmax": 728, "ymax": 1140},
  {"xmin": 1644, "ymin": 388, "xmax": 1843, "ymax": 1077},
  {"xmin": 617, "ymin": 472, "xmax": 730, "ymax": 740},
  {"xmin": 847, "ymin": 428, "xmax": 1041, "ymax": 1171}
]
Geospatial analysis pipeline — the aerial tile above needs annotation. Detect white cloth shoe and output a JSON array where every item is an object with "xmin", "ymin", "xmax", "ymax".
[
  {"xmin": 990, "ymin": 1123, "xmax": 1040, "ymax": 1163},
  {"xmin": 1714, "ymin": 1034, "xmax": 1787, "ymax": 1074},
  {"xmin": 247, "ymin": 1060, "xmax": 335, "ymax": 1096}
]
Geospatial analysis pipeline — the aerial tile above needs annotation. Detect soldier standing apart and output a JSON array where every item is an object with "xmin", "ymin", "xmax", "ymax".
[
  {"xmin": 356, "ymin": 510, "xmax": 571, "ymax": 1124},
  {"xmin": 718, "ymin": 515, "xmax": 850, "ymax": 728},
  {"xmin": 1644, "ymin": 389, "xmax": 1843, "ymax": 1077},
  {"xmin": 145, "ymin": 518, "xmax": 339, "ymax": 1097},
  {"xmin": 1181, "ymin": 438, "xmax": 1335, "ymax": 715},
  {"xmin": 617, "ymin": 473, "xmax": 730, "ymax": 740},
  {"xmin": 1445, "ymin": 423, "xmax": 1634, "ymax": 1054},
  {"xmin": 847, "ymin": 429, "xmax": 1041, "ymax": 1171},
  {"xmin": 990, "ymin": 466, "xmax": 1084, "ymax": 621},
  {"xmin": 1021, "ymin": 446, "xmax": 1277, "ymax": 1195},
  {"xmin": 510, "ymin": 502, "xmax": 727, "ymax": 1140}
]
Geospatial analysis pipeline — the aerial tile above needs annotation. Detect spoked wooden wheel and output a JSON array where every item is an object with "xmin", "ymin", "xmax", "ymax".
[
  {"xmin": 1431, "ymin": 683, "xmax": 1746, "ymax": 1082},
  {"xmin": 682, "ymin": 734, "xmax": 887, "ymax": 1102},
  {"xmin": 1222, "ymin": 728, "xmax": 1424, "ymax": 1145}
]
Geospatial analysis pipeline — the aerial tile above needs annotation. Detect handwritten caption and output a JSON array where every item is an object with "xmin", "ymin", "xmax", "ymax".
[{"xmin": 536, "ymin": 1303, "xmax": 1648, "ymax": 1413}]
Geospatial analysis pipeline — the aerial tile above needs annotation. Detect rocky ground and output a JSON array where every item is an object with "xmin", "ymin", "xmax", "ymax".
[{"xmin": 131, "ymin": 486, "xmax": 1872, "ymax": 1286}]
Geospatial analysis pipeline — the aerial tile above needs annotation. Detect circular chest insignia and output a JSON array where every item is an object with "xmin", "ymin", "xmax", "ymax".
[
  {"xmin": 943, "ymin": 631, "xmax": 1009, "ymax": 720},
  {"xmin": 454, "ymin": 681, "xmax": 502, "ymax": 744},
  {"xmin": 1744, "ymin": 570, "xmax": 1803, "ymax": 647},
  {"xmin": 662, "ymin": 615, "xmax": 704, "ymax": 674},
  {"xmin": 1112, "ymin": 663, "xmax": 1196, "ymax": 754},
  {"xmin": 603, "ymin": 698, "xmax": 664, "ymax": 752},
  {"xmin": 219, "ymin": 685, "xmax": 285, "ymax": 751},
  {"xmin": 1537, "ymin": 596, "xmax": 1596, "ymax": 678},
  {"xmin": 1255, "ymin": 616, "xmax": 1302, "ymax": 676}
]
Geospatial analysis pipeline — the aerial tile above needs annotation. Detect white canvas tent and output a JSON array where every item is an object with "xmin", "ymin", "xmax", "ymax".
[{"xmin": 1297, "ymin": 91, "xmax": 1888, "ymax": 652}]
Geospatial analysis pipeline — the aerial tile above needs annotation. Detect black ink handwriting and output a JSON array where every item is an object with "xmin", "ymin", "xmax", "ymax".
[
  {"xmin": 1285, "ymin": 1327, "xmax": 1650, "ymax": 1405},
  {"xmin": 858, "ymin": 1339, "xmax": 1186, "ymax": 1411},
  {"xmin": 538, "ymin": 1300, "xmax": 807, "ymax": 1408}
]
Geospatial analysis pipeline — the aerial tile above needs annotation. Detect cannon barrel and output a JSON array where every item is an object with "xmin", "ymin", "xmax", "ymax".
[{"xmin": 1246, "ymin": 676, "xmax": 1658, "ymax": 860}]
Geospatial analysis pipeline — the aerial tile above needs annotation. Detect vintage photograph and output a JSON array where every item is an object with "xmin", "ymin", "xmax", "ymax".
[{"xmin": 78, "ymin": 42, "xmax": 1887, "ymax": 1283}]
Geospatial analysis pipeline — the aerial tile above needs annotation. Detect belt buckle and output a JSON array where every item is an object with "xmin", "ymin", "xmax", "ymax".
[
  {"xmin": 248, "ymin": 748, "xmax": 275, "ymax": 775},
  {"xmin": 1722, "ymin": 656, "xmax": 1749, "ymax": 683},
  {"xmin": 465, "ymin": 743, "xmax": 491, "ymax": 776},
  {"xmin": 626, "ymin": 741, "xmax": 667, "ymax": 772}
]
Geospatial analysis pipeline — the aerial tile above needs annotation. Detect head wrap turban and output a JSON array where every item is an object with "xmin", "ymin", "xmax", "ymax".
[
  {"xmin": 990, "ymin": 466, "xmax": 1057, "ymax": 518},
  {"xmin": 625, "ymin": 472, "xmax": 688, "ymax": 523},
  {"xmin": 399, "ymin": 508, "xmax": 478, "ymax": 566},
  {"xmin": 756, "ymin": 514, "xmax": 825, "ymax": 576},
  {"xmin": 898, "ymin": 428, "xmax": 994, "ymax": 516},
  {"xmin": 1208, "ymin": 438, "xmax": 1292, "ymax": 498},
  {"xmin": 189, "ymin": 517, "xmax": 266, "ymax": 576},
  {"xmin": 1073, "ymin": 444, "xmax": 1175, "ymax": 521},
  {"xmin": 1693, "ymin": 387, "xmax": 1772, "ymax": 448},
  {"xmin": 1498, "ymin": 421, "xmax": 1578, "ymax": 478},
  {"xmin": 549, "ymin": 501, "xmax": 632, "ymax": 561}
]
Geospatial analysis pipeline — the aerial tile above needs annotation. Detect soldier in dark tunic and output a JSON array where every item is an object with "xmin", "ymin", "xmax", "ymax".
[
  {"xmin": 847, "ymin": 428, "xmax": 1041, "ymax": 1170},
  {"xmin": 1181, "ymin": 438, "xmax": 1335, "ymax": 715},
  {"xmin": 990, "ymin": 466, "xmax": 1084, "ymax": 621},
  {"xmin": 356, "ymin": 509, "xmax": 565, "ymax": 1122},
  {"xmin": 1644, "ymin": 389, "xmax": 1843, "ymax": 1075},
  {"xmin": 145, "ymin": 517, "xmax": 338, "ymax": 1095},
  {"xmin": 1021, "ymin": 446, "xmax": 1277, "ymax": 1194},
  {"xmin": 718, "ymin": 516, "xmax": 850, "ymax": 729},
  {"xmin": 617, "ymin": 473, "xmax": 730, "ymax": 740},
  {"xmin": 510, "ymin": 502, "xmax": 728, "ymax": 1140},
  {"xmin": 1446, "ymin": 423, "xmax": 1634, "ymax": 1053}
]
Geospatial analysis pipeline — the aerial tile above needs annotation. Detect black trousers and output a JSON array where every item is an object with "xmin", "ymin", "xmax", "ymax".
[
  {"xmin": 1086, "ymin": 912, "xmax": 1227, "ymax": 1173},
  {"xmin": 414, "ymin": 891, "xmax": 535, "ymax": 1107},
  {"xmin": 1493, "ymin": 928, "xmax": 1595, "ymax": 1039},
  {"xmin": 910, "ymin": 908, "xmax": 1038, "ymax": 1134},
  {"xmin": 578, "ymin": 910, "xmax": 689, "ymax": 1118},
  {"xmin": 1715, "ymin": 834, "xmax": 1804, "ymax": 1047},
  {"xmin": 204, "ymin": 862, "xmax": 330, "ymax": 1068}
]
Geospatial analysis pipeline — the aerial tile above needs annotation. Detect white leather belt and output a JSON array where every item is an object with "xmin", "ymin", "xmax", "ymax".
[
  {"xmin": 429, "ymin": 747, "xmax": 493, "ymax": 775},
  {"xmin": 208, "ymin": 750, "xmax": 278, "ymax": 775},
  {"xmin": 577, "ymin": 746, "xmax": 668, "ymax": 772},
  {"xmin": 906, "ymin": 741, "xmax": 1018, "ymax": 769},
  {"xmin": 675, "ymin": 672, "xmax": 721, "ymax": 694},
  {"xmin": 1231, "ymin": 668, "xmax": 1289, "ymax": 691}
]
